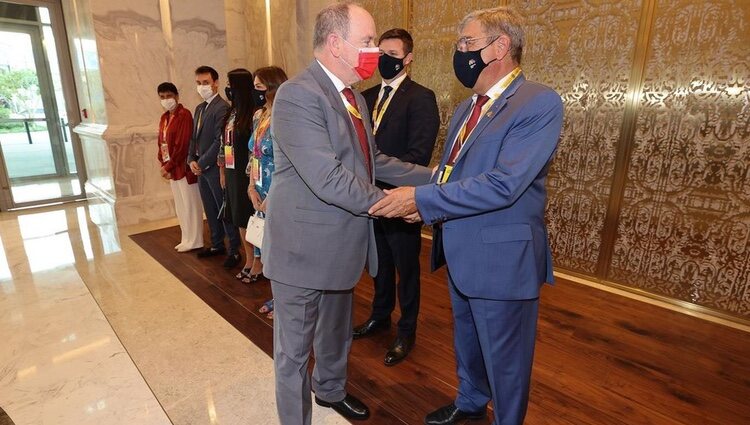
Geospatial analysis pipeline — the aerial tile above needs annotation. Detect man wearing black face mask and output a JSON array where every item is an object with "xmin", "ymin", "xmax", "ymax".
[
  {"xmin": 356, "ymin": 28, "xmax": 439, "ymax": 366},
  {"xmin": 369, "ymin": 7, "xmax": 564, "ymax": 425}
]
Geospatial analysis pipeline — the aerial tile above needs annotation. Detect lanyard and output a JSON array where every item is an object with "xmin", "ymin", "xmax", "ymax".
[
  {"xmin": 450, "ymin": 67, "xmax": 522, "ymax": 156},
  {"xmin": 224, "ymin": 112, "xmax": 235, "ymax": 146},
  {"xmin": 162, "ymin": 113, "xmax": 175, "ymax": 141},
  {"xmin": 196, "ymin": 106, "xmax": 204, "ymax": 134},
  {"xmin": 372, "ymin": 88, "xmax": 396, "ymax": 135},
  {"xmin": 252, "ymin": 110, "xmax": 271, "ymax": 157},
  {"xmin": 438, "ymin": 67, "xmax": 522, "ymax": 185},
  {"xmin": 454, "ymin": 67, "xmax": 522, "ymax": 146},
  {"xmin": 344, "ymin": 100, "xmax": 362, "ymax": 120}
]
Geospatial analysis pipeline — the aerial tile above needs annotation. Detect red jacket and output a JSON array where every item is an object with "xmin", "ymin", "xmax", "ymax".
[{"xmin": 158, "ymin": 104, "xmax": 196, "ymax": 183}]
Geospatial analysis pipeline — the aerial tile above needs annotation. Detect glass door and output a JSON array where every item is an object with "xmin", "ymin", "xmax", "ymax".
[{"xmin": 0, "ymin": 4, "xmax": 84, "ymax": 209}]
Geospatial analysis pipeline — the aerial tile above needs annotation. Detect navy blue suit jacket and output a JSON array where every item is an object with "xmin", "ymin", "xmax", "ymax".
[{"xmin": 415, "ymin": 74, "xmax": 564, "ymax": 300}]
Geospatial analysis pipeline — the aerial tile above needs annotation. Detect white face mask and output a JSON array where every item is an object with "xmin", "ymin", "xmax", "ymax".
[
  {"xmin": 197, "ymin": 84, "xmax": 214, "ymax": 101},
  {"xmin": 160, "ymin": 98, "xmax": 177, "ymax": 111}
]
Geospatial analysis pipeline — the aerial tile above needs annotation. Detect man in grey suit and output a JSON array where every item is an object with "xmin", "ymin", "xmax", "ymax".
[
  {"xmin": 264, "ymin": 2, "xmax": 432, "ymax": 424},
  {"xmin": 188, "ymin": 65, "xmax": 242, "ymax": 268}
]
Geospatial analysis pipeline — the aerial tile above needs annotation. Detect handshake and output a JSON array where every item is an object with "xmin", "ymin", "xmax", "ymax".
[{"xmin": 368, "ymin": 187, "xmax": 422, "ymax": 223}]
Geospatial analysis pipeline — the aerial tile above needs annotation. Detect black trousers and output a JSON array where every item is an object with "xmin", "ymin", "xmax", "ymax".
[{"xmin": 371, "ymin": 217, "xmax": 422, "ymax": 337}]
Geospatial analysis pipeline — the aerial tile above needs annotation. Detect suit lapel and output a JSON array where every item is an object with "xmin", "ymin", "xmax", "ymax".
[
  {"xmin": 194, "ymin": 102, "xmax": 204, "ymax": 136},
  {"xmin": 197, "ymin": 99, "xmax": 213, "ymax": 136},
  {"xmin": 309, "ymin": 61, "xmax": 352, "ymax": 122},
  {"xmin": 375, "ymin": 77, "xmax": 411, "ymax": 134},
  {"xmin": 355, "ymin": 91, "xmax": 375, "ymax": 180},
  {"xmin": 309, "ymin": 61, "xmax": 371, "ymax": 179},
  {"xmin": 452, "ymin": 74, "xmax": 526, "ymax": 167},
  {"xmin": 435, "ymin": 100, "xmax": 472, "ymax": 178}
]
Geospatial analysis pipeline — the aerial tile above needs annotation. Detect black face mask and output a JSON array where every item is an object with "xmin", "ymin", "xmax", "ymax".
[
  {"xmin": 378, "ymin": 53, "xmax": 405, "ymax": 80},
  {"xmin": 224, "ymin": 87, "xmax": 233, "ymax": 101},
  {"xmin": 452, "ymin": 39, "xmax": 498, "ymax": 88},
  {"xmin": 252, "ymin": 88, "xmax": 267, "ymax": 108}
]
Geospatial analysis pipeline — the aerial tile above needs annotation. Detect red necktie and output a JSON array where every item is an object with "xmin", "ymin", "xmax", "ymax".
[
  {"xmin": 342, "ymin": 88, "xmax": 372, "ymax": 178},
  {"xmin": 447, "ymin": 95, "xmax": 490, "ymax": 165}
]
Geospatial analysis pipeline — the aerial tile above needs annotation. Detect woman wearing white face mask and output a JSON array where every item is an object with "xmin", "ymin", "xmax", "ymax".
[{"xmin": 157, "ymin": 82, "xmax": 204, "ymax": 252}]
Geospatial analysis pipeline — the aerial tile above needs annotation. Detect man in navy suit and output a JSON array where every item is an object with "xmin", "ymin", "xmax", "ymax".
[
  {"xmin": 188, "ymin": 66, "xmax": 242, "ymax": 268},
  {"xmin": 354, "ymin": 28, "xmax": 440, "ymax": 366},
  {"xmin": 370, "ymin": 6, "xmax": 564, "ymax": 425}
]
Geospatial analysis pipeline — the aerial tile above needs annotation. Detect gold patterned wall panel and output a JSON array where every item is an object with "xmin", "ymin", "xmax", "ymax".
[
  {"xmin": 359, "ymin": 0, "xmax": 406, "ymax": 35},
  {"xmin": 608, "ymin": 0, "xmax": 750, "ymax": 317},
  {"xmin": 508, "ymin": 0, "xmax": 642, "ymax": 273},
  {"xmin": 409, "ymin": 1, "xmax": 501, "ymax": 166}
]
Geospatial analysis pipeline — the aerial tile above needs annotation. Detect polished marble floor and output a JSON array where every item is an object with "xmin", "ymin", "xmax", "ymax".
[
  {"xmin": 0, "ymin": 202, "xmax": 347, "ymax": 425},
  {"xmin": 10, "ymin": 176, "xmax": 83, "ymax": 204}
]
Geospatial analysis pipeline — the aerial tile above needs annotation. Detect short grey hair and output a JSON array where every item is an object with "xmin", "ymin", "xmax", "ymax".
[
  {"xmin": 459, "ymin": 6, "xmax": 525, "ymax": 64},
  {"xmin": 313, "ymin": 1, "xmax": 360, "ymax": 50}
]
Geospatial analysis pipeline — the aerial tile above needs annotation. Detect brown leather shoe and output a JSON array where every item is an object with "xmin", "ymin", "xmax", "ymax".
[
  {"xmin": 352, "ymin": 318, "xmax": 390, "ymax": 340},
  {"xmin": 384, "ymin": 334, "xmax": 416, "ymax": 366}
]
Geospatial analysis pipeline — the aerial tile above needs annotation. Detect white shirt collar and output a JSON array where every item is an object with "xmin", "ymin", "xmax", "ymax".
[
  {"xmin": 472, "ymin": 68, "xmax": 521, "ymax": 103},
  {"xmin": 317, "ymin": 60, "xmax": 348, "ymax": 93},
  {"xmin": 205, "ymin": 92, "xmax": 219, "ymax": 106},
  {"xmin": 380, "ymin": 73, "xmax": 408, "ymax": 92}
]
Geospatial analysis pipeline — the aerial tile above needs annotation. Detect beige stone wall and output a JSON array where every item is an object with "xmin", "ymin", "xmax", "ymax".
[{"xmin": 62, "ymin": 0, "xmax": 229, "ymax": 225}]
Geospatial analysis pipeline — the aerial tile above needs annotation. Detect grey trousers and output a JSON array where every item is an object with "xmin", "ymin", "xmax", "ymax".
[{"xmin": 271, "ymin": 280, "xmax": 353, "ymax": 425}]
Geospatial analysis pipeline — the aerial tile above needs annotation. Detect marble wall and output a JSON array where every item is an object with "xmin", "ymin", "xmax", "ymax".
[
  {"xmin": 62, "ymin": 0, "xmax": 230, "ymax": 225},
  {"xmin": 225, "ymin": 0, "xmax": 334, "ymax": 77},
  {"xmin": 61, "ymin": 0, "xmax": 380, "ymax": 226}
]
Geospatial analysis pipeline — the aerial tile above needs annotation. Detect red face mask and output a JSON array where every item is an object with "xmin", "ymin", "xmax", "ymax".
[{"xmin": 342, "ymin": 38, "xmax": 380, "ymax": 80}]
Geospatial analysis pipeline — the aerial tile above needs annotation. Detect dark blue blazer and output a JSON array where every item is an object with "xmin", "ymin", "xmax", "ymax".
[{"xmin": 415, "ymin": 74, "xmax": 564, "ymax": 300}]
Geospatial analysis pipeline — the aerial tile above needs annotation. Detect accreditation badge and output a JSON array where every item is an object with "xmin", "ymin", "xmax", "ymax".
[
  {"xmin": 251, "ymin": 157, "xmax": 262, "ymax": 188},
  {"xmin": 224, "ymin": 145, "xmax": 235, "ymax": 169},
  {"xmin": 160, "ymin": 143, "xmax": 170, "ymax": 162},
  {"xmin": 438, "ymin": 165, "xmax": 454, "ymax": 184}
]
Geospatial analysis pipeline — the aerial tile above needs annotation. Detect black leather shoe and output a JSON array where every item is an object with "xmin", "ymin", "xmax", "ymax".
[
  {"xmin": 223, "ymin": 253, "xmax": 241, "ymax": 269},
  {"xmin": 384, "ymin": 334, "xmax": 416, "ymax": 366},
  {"xmin": 315, "ymin": 394, "xmax": 370, "ymax": 420},
  {"xmin": 424, "ymin": 403, "xmax": 486, "ymax": 425},
  {"xmin": 352, "ymin": 318, "xmax": 390, "ymax": 339},
  {"xmin": 197, "ymin": 247, "xmax": 226, "ymax": 258}
]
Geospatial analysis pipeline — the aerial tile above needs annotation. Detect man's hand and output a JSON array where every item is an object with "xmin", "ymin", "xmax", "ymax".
[
  {"xmin": 189, "ymin": 161, "xmax": 202, "ymax": 176},
  {"xmin": 160, "ymin": 166, "xmax": 170, "ymax": 180},
  {"xmin": 403, "ymin": 211, "xmax": 423, "ymax": 224},
  {"xmin": 258, "ymin": 198, "xmax": 267, "ymax": 213},
  {"xmin": 368, "ymin": 186, "xmax": 417, "ymax": 218}
]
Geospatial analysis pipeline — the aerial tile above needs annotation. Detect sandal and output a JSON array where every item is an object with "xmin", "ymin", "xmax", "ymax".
[
  {"xmin": 249, "ymin": 264, "xmax": 264, "ymax": 281},
  {"xmin": 259, "ymin": 299, "xmax": 274, "ymax": 314},
  {"xmin": 235, "ymin": 268, "xmax": 251, "ymax": 280}
]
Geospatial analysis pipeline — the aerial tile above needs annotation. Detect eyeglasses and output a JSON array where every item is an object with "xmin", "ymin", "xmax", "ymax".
[{"xmin": 455, "ymin": 35, "xmax": 499, "ymax": 52}]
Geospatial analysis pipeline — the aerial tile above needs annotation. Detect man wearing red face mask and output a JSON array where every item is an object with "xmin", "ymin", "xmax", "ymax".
[{"xmin": 265, "ymin": 2, "xmax": 432, "ymax": 424}]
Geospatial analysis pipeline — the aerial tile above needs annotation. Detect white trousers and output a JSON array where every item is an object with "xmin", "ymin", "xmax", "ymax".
[{"xmin": 170, "ymin": 178, "xmax": 204, "ymax": 250}]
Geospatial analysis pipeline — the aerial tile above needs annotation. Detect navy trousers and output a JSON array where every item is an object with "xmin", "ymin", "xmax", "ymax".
[
  {"xmin": 449, "ymin": 276, "xmax": 539, "ymax": 425},
  {"xmin": 197, "ymin": 166, "xmax": 241, "ymax": 254}
]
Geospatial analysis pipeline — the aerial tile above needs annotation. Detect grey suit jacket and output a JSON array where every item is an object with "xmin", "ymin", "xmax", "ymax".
[
  {"xmin": 188, "ymin": 94, "xmax": 230, "ymax": 171},
  {"xmin": 264, "ymin": 60, "xmax": 432, "ymax": 291}
]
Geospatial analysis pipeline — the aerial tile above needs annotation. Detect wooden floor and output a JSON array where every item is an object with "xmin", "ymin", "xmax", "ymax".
[{"xmin": 131, "ymin": 225, "xmax": 750, "ymax": 425}]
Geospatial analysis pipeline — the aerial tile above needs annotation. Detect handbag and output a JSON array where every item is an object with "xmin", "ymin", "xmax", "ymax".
[{"xmin": 245, "ymin": 211, "xmax": 265, "ymax": 248}]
